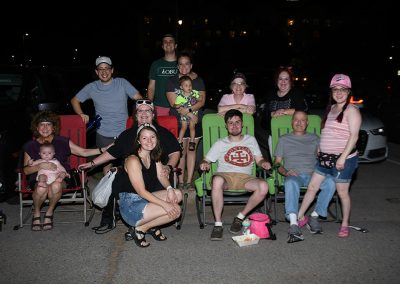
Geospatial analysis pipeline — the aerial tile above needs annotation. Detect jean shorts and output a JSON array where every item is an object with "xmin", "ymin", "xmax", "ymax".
[
  {"xmin": 314, "ymin": 155, "xmax": 358, "ymax": 183},
  {"xmin": 118, "ymin": 192, "xmax": 148, "ymax": 226}
]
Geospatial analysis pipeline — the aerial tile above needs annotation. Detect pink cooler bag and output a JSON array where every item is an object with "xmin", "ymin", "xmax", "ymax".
[{"xmin": 249, "ymin": 213, "xmax": 276, "ymax": 240}]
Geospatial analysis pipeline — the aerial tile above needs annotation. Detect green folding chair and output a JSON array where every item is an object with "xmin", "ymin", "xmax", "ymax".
[
  {"xmin": 194, "ymin": 113, "xmax": 274, "ymax": 229},
  {"xmin": 269, "ymin": 114, "xmax": 340, "ymax": 222}
]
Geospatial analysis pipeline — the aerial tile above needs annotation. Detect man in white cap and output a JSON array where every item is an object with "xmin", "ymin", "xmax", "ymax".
[{"xmin": 71, "ymin": 56, "xmax": 143, "ymax": 174}]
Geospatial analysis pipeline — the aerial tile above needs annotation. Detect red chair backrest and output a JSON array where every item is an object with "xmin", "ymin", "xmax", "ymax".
[
  {"xmin": 126, "ymin": 116, "xmax": 178, "ymax": 138},
  {"xmin": 59, "ymin": 115, "xmax": 87, "ymax": 169}
]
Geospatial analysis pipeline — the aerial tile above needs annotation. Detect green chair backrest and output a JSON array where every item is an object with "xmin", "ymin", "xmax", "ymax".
[
  {"xmin": 270, "ymin": 114, "xmax": 321, "ymax": 193},
  {"xmin": 195, "ymin": 113, "xmax": 255, "ymax": 196}
]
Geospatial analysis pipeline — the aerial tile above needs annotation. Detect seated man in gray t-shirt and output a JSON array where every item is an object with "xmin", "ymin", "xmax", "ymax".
[{"xmin": 274, "ymin": 111, "xmax": 335, "ymax": 243}]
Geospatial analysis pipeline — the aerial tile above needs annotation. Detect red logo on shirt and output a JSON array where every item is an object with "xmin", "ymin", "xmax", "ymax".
[{"xmin": 224, "ymin": 146, "xmax": 253, "ymax": 167}]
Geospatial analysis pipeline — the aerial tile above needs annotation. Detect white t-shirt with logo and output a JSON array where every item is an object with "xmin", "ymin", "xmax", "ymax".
[{"xmin": 205, "ymin": 134, "xmax": 262, "ymax": 174}]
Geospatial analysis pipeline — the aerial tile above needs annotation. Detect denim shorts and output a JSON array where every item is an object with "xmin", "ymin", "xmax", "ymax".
[
  {"xmin": 314, "ymin": 155, "xmax": 358, "ymax": 183},
  {"xmin": 118, "ymin": 192, "xmax": 148, "ymax": 226}
]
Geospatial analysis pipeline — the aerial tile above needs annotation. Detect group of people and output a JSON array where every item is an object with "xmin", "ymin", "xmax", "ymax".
[{"xmin": 22, "ymin": 32, "xmax": 361, "ymax": 246}]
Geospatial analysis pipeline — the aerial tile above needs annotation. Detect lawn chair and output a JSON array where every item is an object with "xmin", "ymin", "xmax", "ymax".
[
  {"xmin": 15, "ymin": 115, "xmax": 95, "ymax": 229},
  {"xmin": 126, "ymin": 115, "xmax": 187, "ymax": 229},
  {"xmin": 269, "ymin": 114, "xmax": 340, "ymax": 222},
  {"xmin": 194, "ymin": 113, "xmax": 274, "ymax": 229}
]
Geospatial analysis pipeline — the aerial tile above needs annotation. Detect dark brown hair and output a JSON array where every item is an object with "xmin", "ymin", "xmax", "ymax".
[
  {"xmin": 134, "ymin": 125, "xmax": 162, "ymax": 162},
  {"xmin": 30, "ymin": 111, "xmax": 60, "ymax": 138}
]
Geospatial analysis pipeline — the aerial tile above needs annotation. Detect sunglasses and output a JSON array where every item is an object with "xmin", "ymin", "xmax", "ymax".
[{"xmin": 136, "ymin": 100, "xmax": 153, "ymax": 106}]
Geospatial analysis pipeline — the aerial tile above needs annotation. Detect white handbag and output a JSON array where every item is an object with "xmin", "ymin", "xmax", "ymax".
[{"xmin": 92, "ymin": 168, "xmax": 117, "ymax": 208}]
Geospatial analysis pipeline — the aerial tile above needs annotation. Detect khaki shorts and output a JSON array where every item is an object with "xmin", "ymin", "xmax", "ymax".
[{"xmin": 212, "ymin": 172, "xmax": 258, "ymax": 190}]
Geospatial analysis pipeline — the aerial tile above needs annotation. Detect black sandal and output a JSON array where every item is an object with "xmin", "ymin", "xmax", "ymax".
[
  {"xmin": 132, "ymin": 227, "xmax": 150, "ymax": 248},
  {"xmin": 149, "ymin": 227, "xmax": 167, "ymax": 241},
  {"xmin": 42, "ymin": 215, "xmax": 54, "ymax": 231},
  {"xmin": 31, "ymin": 216, "xmax": 42, "ymax": 231},
  {"xmin": 189, "ymin": 142, "xmax": 196, "ymax": 151}
]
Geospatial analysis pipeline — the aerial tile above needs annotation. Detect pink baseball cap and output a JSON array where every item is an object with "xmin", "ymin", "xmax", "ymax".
[{"xmin": 330, "ymin": 74, "xmax": 351, "ymax": 88}]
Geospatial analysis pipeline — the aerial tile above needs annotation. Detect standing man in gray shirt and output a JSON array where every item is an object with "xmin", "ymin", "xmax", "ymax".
[
  {"xmin": 274, "ymin": 111, "xmax": 335, "ymax": 243},
  {"xmin": 71, "ymin": 56, "xmax": 142, "ymax": 173}
]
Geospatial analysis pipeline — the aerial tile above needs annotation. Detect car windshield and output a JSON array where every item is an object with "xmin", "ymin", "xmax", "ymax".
[{"xmin": 0, "ymin": 74, "xmax": 22, "ymax": 106}]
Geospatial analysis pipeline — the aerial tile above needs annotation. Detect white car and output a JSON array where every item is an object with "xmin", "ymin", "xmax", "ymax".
[{"xmin": 356, "ymin": 108, "xmax": 388, "ymax": 163}]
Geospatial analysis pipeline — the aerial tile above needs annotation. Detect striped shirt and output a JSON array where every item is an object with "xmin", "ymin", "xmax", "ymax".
[{"xmin": 320, "ymin": 108, "xmax": 354, "ymax": 156}]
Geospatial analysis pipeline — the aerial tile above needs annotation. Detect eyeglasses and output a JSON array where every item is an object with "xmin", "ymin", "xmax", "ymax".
[
  {"xmin": 332, "ymin": 88, "xmax": 349, "ymax": 94},
  {"xmin": 231, "ymin": 82, "xmax": 246, "ymax": 86},
  {"xmin": 136, "ymin": 100, "xmax": 153, "ymax": 106}
]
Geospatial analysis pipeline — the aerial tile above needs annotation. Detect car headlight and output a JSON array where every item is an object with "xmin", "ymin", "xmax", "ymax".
[{"xmin": 370, "ymin": 127, "xmax": 385, "ymax": 136}]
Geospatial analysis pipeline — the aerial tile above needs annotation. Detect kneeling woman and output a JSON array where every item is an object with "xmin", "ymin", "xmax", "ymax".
[{"xmin": 115, "ymin": 124, "xmax": 182, "ymax": 248}]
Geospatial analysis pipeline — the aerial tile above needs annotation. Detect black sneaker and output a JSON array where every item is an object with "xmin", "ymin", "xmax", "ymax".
[
  {"xmin": 287, "ymin": 224, "xmax": 304, "ymax": 243},
  {"xmin": 307, "ymin": 216, "xmax": 323, "ymax": 234},
  {"xmin": 210, "ymin": 226, "xmax": 223, "ymax": 240},
  {"xmin": 229, "ymin": 217, "xmax": 243, "ymax": 234}
]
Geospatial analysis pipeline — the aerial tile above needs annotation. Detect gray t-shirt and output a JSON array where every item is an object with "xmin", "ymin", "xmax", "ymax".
[
  {"xmin": 76, "ymin": 77, "xmax": 138, "ymax": 137},
  {"xmin": 274, "ymin": 133, "xmax": 319, "ymax": 175}
]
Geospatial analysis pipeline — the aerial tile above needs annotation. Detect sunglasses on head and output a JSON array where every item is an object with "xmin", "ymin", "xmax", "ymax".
[{"xmin": 136, "ymin": 100, "xmax": 153, "ymax": 106}]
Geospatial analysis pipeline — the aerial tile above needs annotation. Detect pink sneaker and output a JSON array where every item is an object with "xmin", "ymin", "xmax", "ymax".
[
  {"xmin": 338, "ymin": 226, "xmax": 350, "ymax": 238},
  {"xmin": 298, "ymin": 216, "xmax": 309, "ymax": 228}
]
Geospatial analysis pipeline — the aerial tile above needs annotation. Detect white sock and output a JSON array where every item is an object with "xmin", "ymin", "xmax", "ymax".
[
  {"xmin": 215, "ymin": 222, "xmax": 223, "ymax": 227},
  {"xmin": 311, "ymin": 211, "xmax": 319, "ymax": 218},
  {"xmin": 237, "ymin": 212, "xmax": 245, "ymax": 220},
  {"xmin": 289, "ymin": 213, "xmax": 298, "ymax": 225}
]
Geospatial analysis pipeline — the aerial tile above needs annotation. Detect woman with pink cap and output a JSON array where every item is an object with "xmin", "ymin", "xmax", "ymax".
[{"xmin": 297, "ymin": 74, "xmax": 362, "ymax": 238}]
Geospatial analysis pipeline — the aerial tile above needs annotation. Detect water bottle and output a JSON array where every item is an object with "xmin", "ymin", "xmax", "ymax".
[
  {"xmin": 87, "ymin": 114, "xmax": 102, "ymax": 132},
  {"xmin": 242, "ymin": 218, "xmax": 251, "ymax": 235}
]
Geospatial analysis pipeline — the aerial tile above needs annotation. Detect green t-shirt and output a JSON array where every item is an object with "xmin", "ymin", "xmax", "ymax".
[{"xmin": 148, "ymin": 58, "xmax": 178, "ymax": 107}]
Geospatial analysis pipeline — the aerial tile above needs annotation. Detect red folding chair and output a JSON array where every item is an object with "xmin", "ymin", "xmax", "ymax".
[{"xmin": 15, "ymin": 115, "xmax": 95, "ymax": 229}]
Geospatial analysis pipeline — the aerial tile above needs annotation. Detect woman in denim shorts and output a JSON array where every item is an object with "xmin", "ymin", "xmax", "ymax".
[
  {"xmin": 118, "ymin": 124, "xmax": 182, "ymax": 248},
  {"xmin": 297, "ymin": 74, "xmax": 362, "ymax": 238}
]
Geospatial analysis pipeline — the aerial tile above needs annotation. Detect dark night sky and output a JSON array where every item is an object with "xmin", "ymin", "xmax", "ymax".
[{"xmin": 1, "ymin": 0, "xmax": 397, "ymax": 92}]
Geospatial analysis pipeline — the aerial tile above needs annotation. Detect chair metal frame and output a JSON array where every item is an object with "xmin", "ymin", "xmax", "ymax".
[
  {"xmin": 15, "ymin": 115, "xmax": 95, "ymax": 229},
  {"xmin": 269, "ymin": 114, "xmax": 341, "ymax": 223},
  {"xmin": 194, "ymin": 113, "xmax": 272, "ymax": 229}
]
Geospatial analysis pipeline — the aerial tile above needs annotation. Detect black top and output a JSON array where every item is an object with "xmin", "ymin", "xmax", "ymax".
[
  {"xmin": 107, "ymin": 123, "xmax": 180, "ymax": 198},
  {"xmin": 112, "ymin": 157, "xmax": 162, "ymax": 198},
  {"xmin": 107, "ymin": 123, "xmax": 181, "ymax": 164},
  {"xmin": 260, "ymin": 88, "xmax": 308, "ymax": 131}
]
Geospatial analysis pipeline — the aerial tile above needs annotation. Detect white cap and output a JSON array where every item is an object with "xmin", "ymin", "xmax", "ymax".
[{"xmin": 95, "ymin": 56, "xmax": 112, "ymax": 67}]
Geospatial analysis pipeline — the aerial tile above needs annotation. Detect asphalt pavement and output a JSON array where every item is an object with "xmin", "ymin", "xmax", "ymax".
[{"xmin": 1, "ymin": 143, "xmax": 400, "ymax": 284}]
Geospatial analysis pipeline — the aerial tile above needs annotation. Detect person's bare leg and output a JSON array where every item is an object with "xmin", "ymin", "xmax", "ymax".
[
  {"xmin": 298, "ymin": 173, "xmax": 325, "ymax": 219},
  {"xmin": 43, "ymin": 181, "xmax": 62, "ymax": 230},
  {"xmin": 240, "ymin": 179, "xmax": 268, "ymax": 216},
  {"xmin": 185, "ymin": 137, "xmax": 200, "ymax": 188},
  {"xmin": 211, "ymin": 176, "xmax": 225, "ymax": 223},
  {"xmin": 178, "ymin": 139, "xmax": 188, "ymax": 185},
  {"xmin": 336, "ymin": 183, "xmax": 351, "ymax": 227}
]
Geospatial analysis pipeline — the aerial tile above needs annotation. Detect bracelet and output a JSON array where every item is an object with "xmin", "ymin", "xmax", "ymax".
[
  {"xmin": 78, "ymin": 113, "xmax": 84, "ymax": 115},
  {"xmin": 167, "ymin": 185, "xmax": 173, "ymax": 191},
  {"xmin": 91, "ymin": 160, "xmax": 96, "ymax": 168},
  {"xmin": 99, "ymin": 147, "xmax": 103, "ymax": 154}
]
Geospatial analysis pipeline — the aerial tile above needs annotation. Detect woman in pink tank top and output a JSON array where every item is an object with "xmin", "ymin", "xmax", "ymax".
[{"xmin": 297, "ymin": 74, "xmax": 361, "ymax": 238}]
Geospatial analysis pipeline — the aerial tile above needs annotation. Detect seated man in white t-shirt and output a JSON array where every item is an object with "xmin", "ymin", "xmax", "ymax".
[{"xmin": 199, "ymin": 109, "xmax": 271, "ymax": 241}]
